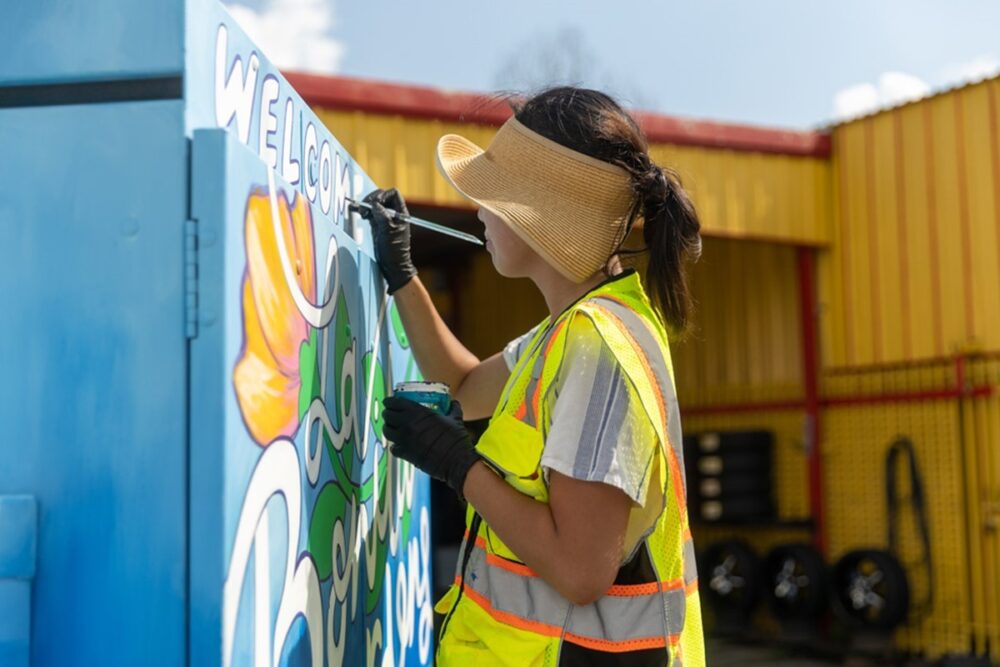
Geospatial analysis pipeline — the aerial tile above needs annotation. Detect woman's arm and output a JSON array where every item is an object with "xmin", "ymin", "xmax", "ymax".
[
  {"xmin": 392, "ymin": 277, "xmax": 510, "ymax": 420},
  {"xmin": 463, "ymin": 462, "xmax": 632, "ymax": 606}
]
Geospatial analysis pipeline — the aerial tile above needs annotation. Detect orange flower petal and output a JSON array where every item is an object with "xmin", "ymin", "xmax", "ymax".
[
  {"xmin": 244, "ymin": 190, "xmax": 310, "ymax": 376},
  {"xmin": 233, "ymin": 276, "xmax": 300, "ymax": 445}
]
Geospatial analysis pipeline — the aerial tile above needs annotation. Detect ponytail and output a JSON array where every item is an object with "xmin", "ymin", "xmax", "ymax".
[{"xmin": 637, "ymin": 164, "xmax": 702, "ymax": 335}]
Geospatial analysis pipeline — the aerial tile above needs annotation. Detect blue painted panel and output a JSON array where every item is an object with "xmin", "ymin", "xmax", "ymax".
[
  {"xmin": 0, "ymin": 0, "xmax": 184, "ymax": 85},
  {"xmin": 0, "ymin": 101, "xmax": 187, "ymax": 666},
  {"xmin": 190, "ymin": 128, "xmax": 432, "ymax": 667},
  {"xmin": 0, "ymin": 497, "xmax": 34, "ymax": 667},
  {"xmin": 0, "ymin": 581, "xmax": 31, "ymax": 667},
  {"xmin": 0, "ymin": 496, "xmax": 37, "ymax": 579}
]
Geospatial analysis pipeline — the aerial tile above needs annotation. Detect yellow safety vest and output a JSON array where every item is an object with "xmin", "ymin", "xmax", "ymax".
[{"xmin": 434, "ymin": 270, "xmax": 705, "ymax": 667}]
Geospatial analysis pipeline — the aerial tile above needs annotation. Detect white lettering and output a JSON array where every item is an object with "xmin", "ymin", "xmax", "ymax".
[
  {"xmin": 319, "ymin": 140, "xmax": 333, "ymax": 215},
  {"xmin": 304, "ymin": 122, "xmax": 318, "ymax": 202},
  {"xmin": 334, "ymin": 152, "xmax": 350, "ymax": 223},
  {"xmin": 214, "ymin": 24, "xmax": 259, "ymax": 145},
  {"xmin": 257, "ymin": 75, "xmax": 280, "ymax": 169},
  {"xmin": 281, "ymin": 98, "xmax": 301, "ymax": 185}
]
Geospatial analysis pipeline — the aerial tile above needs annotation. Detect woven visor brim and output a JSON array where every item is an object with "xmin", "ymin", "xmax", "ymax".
[{"xmin": 435, "ymin": 130, "xmax": 633, "ymax": 283}]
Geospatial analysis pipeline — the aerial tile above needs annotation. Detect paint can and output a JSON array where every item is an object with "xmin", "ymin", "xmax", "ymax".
[{"xmin": 393, "ymin": 381, "xmax": 452, "ymax": 414}]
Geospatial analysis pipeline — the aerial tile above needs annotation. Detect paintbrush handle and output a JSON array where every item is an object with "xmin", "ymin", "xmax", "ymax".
[{"xmin": 348, "ymin": 198, "xmax": 484, "ymax": 247}]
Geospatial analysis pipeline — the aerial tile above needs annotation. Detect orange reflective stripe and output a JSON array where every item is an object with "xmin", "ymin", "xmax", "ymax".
[
  {"xmin": 564, "ymin": 632, "xmax": 679, "ymax": 652},
  {"xmin": 473, "ymin": 536, "xmax": 541, "ymax": 577},
  {"xmin": 665, "ymin": 447, "xmax": 688, "ymax": 513},
  {"xmin": 605, "ymin": 582, "xmax": 661, "ymax": 597},
  {"xmin": 529, "ymin": 318, "xmax": 569, "ymax": 420}
]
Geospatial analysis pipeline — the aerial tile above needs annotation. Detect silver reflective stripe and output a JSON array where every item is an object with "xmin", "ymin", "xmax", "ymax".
[
  {"xmin": 588, "ymin": 297, "xmax": 686, "ymax": 490},
  {"xmin": 568, "ymin": 589, "xmax": 666, "ymax": 642},
  {"xmin": 683, "ymin": 538, "xmax": 699, "ymax": 586},
  {"xmin": 464, "ymin": 545, "xmax": 570, "ymax": 630},
  {"xmin": 463, "ymin": 544, "xmax": 683, "ymax": 646},
  {"xmin": 664, "ymin": 586, "xmax": 687, "ymax": 636}
]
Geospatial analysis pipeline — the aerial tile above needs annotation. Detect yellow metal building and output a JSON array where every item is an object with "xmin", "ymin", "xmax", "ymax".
[{"xmin": 289, "ymin": 71, "xmax": 1000, "ymax": 661}]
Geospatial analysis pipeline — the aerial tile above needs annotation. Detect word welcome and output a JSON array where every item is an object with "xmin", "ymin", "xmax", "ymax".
[{"xmin": 214, "ymin": 23, "xmax": 352, "ymax": 220}]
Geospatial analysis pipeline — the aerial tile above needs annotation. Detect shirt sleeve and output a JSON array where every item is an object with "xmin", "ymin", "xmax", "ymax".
[
  {"xmin": 502, "ymin": 323, "xmax": 542, "ymax": 371},
  {"xmin": 538, "ymin": 313, "xmax": 659, "ymax": 507}
]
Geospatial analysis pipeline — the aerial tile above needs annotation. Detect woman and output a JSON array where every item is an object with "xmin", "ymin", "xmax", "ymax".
[{"xmin": 368, "ymin": 86, "xmax": 705, "ymax": 666}]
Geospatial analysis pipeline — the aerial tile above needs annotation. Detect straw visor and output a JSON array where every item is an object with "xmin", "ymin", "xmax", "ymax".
[{"xmin": 435, "ymin": 117, "xmax": 636, "ymax": 283}]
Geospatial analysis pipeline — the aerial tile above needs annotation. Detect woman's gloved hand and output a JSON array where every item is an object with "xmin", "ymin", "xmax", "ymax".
[
  {"xmin": 382, "ymin": 396, "xmax": 482, "ymax": 501},
  {"xmin": 361, "ymin": 188, "xmax": 417, "ymax": 294}
]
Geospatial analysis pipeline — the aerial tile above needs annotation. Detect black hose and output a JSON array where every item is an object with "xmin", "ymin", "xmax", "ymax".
[{"xmin": 886, "ymin": 436, "xmax": 933, "ymax": 620}]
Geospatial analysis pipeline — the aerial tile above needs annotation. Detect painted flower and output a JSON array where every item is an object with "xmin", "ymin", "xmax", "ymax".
[{"xmin": 233, "ymin": 189, "xmax": 316, "ymax": 446}]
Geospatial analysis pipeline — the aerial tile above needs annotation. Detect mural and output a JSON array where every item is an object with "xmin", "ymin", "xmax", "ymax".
[
  {"xmin": 208, "ymin": 172, "xmax": 431, "ymax": 667},
  {"xmin": 186, "ymin": 4, "xmax": 435, "ymax": 665}
]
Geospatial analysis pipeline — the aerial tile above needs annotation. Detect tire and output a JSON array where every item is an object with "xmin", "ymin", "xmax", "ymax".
[
  {"xmin": 830, "ymin": 549, "xmax": 910, "ymax": 630},
  {"xmin": 762, "ymin": 543, "xmax": 828, "ymax": 620},
  {"xmin": 695, "ymin": 452, "xmax": 771, "ymax": 476},
  {"xmin": 696, "ymin": 494, "xmax": 775, "ymax": 522},
  {"xmin": 699, "ymin": 539, "xmax": 762, "ymax": 614},
  {"xmin": 696, "ymin": 474, "xmax": 773, "ymax": 499},
  {"xmin": 691, "ymin": 430, "xmax": 774, "ymax": 455}
]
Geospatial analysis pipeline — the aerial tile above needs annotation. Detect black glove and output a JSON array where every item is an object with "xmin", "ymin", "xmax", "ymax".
[
  {"xmin": 361, "ymin": 188, "xmax": 417, "ymax": 294},
  {"xmin": 382, "ymin": 396, "xmax": 482, "ymax": 501}
]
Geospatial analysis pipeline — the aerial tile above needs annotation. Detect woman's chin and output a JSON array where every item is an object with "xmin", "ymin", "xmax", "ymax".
[{"xmin": 490, "ymin": 255, "xmax": 515, "ymax": 278}]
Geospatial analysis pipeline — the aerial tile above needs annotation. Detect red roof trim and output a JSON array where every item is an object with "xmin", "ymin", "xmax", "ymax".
[{"xmin": 284, "ymin": 71, "xmax": 831, "ymax": 158}]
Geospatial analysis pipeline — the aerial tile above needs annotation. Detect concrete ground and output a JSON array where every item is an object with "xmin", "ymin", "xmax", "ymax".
[{"xmin": 705, "ymin": 636, "xmax": 933, "ymax": 667}]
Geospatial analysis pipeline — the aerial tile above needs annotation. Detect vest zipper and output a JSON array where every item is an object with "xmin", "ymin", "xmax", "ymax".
[{"xmin": 439, "ymin": 512, "xmax": 483, "ymax": 644}]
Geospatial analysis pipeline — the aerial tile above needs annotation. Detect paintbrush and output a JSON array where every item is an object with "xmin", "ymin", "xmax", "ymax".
[{"xmin": 347, "ymin": 197, "xmax": 484, "ymax": 247}]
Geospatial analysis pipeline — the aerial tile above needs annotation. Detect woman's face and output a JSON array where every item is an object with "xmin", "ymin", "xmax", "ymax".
[{"xmin": 478, "ymin": 207, "xmax": 536, "ymax": 278}]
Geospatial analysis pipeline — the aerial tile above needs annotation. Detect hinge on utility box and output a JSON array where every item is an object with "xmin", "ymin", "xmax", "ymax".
[{"xmin": 184, "ymin": 218, "xmax": 199, "ymax": 339}]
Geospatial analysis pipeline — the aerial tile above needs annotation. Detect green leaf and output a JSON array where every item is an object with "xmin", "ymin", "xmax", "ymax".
[
  {"xmin": 390, "ymin": 301, "xmax": 409, "ymax": 349},
  {"xmin": 298, "ymin": 329, "xmax": 321, "ymax": 420}
]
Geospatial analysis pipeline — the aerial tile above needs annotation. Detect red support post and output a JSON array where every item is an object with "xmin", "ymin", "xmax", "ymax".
[{"xmin": 798, "ymin": 247, "xmax": 826, "ymax": 555}]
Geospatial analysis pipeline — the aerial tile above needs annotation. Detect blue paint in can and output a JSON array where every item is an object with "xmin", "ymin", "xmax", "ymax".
[{"xmin": 394, "ymin": 381, "xmax": 452, "ymax": 414}]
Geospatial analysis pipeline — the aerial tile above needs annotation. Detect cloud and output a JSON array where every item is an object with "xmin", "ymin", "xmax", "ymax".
[
  {"xmin": 833, "ymin": 71, "xmax": 930, "ymax": 121},
  {"xmin": 939, "ymin": 53, "xmax": 1000, "ymax": 85},
  {"xmin": 225, "ymin": 0, "xmax": 344, "ymax": 74},
  {"xmin": 833, "ymin": 54, "xmax": 1000, "ymax": 123}
]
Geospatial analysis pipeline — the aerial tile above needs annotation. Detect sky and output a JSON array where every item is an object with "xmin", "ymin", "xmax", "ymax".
[{"xmin": 223, "ymin": 0, "xmax": 1000, "ymax": 129}]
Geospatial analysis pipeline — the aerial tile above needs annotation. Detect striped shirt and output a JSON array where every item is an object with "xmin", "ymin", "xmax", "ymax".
[{"xmin": 502, "ymin": 313, "xmax": 664, "ymax": 556}]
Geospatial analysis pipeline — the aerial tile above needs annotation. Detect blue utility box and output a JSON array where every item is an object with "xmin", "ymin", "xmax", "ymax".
[{"xmin": 0, "ymin": 2, "xmax": 432, "ymax": 665}]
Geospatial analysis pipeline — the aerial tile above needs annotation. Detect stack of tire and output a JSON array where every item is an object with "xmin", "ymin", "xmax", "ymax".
[{"xmin": 684, "ymin": 430, "xmax": 775, "ymax": 523}]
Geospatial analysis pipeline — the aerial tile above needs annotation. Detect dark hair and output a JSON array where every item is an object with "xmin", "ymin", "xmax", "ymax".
[{"xmin": 510, "ymin": 86, "xmax": 702, "ymax": 335}]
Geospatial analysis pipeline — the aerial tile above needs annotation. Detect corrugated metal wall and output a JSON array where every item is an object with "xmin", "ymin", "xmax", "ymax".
[
  {"xmin": 819, "ymin": 77, "xmax": 1000, "ymax": 368},
  {"xmin": 316, "ymin": 109, "xmax": 832, "ymax": 246},
  {"xmin": 674, "ymin": 238, "xmax": 804, "ymax": 405}
]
